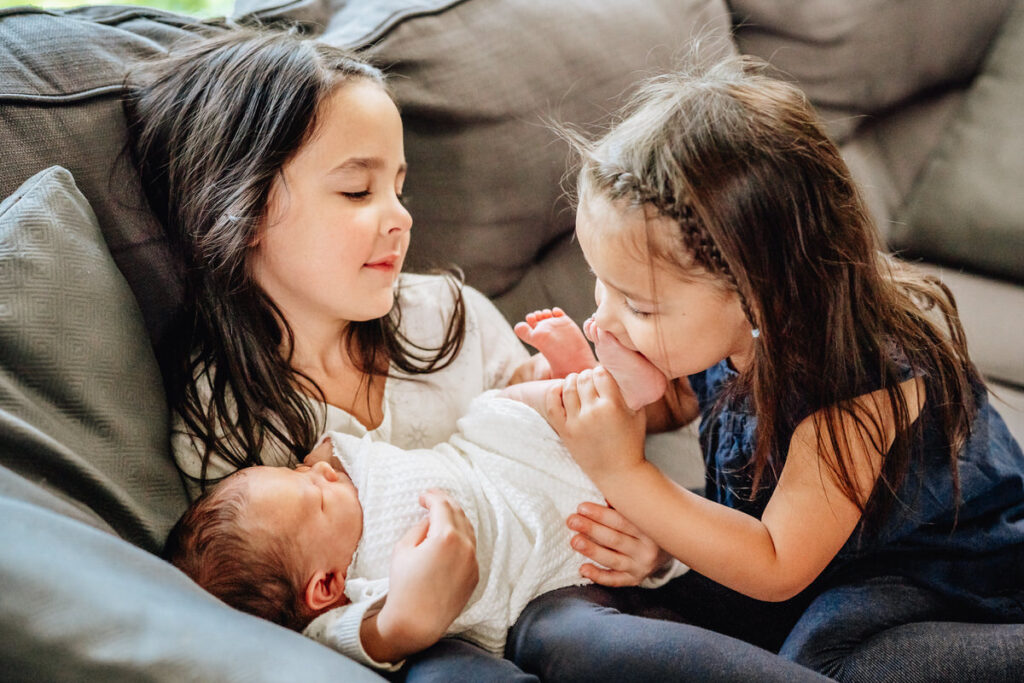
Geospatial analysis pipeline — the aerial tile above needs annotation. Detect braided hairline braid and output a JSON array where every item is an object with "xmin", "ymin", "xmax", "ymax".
[{"xmin": 610, "ymin": 172, "xmax": 758, "ymax": 329}]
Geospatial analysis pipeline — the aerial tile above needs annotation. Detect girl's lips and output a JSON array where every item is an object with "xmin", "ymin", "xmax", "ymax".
[{"xmin": 364, "ymin": 255, "xmax": 398, "ymax": 271}]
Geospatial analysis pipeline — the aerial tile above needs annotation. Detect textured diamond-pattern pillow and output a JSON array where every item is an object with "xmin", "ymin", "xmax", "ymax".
[
  {"xmin": 0, "ymin": 7, "xmax": 225, "ymax": 347},
  {"xmin": 0, "ymin": 165, "xmax": 187, "ymax": 553}
]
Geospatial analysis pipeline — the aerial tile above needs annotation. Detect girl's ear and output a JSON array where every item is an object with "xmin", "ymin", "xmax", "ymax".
[{"xmin": 303, "ymin": 570, "xmax": 350, "ymax": 613}]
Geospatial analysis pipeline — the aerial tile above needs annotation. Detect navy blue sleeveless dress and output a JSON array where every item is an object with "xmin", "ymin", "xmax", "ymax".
[{"xmin": 688, "ymin": 359, "xmax": 1024, "ymax": 620}]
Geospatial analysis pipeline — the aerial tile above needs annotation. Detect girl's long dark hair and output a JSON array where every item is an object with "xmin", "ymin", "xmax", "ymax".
[
  {"xmin": 124, "ymin": 28, "xmax": 465, "ymax": 489},
  {"xmin": 572, "ymin": 56, "xmax": 977, "ymax": 536}
]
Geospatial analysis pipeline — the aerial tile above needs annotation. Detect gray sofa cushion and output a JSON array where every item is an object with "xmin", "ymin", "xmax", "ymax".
[
  {"xmin": 310, "ymin": 0, "xmax": 736, "ymax": 324},
  {"xmin": 896, "ymin": 0, "xmax": 1024, "ymax": 284},
  {"xmin": 728, "ymin": 0, "xmax": 1014, "ymax": 143},
  {"xmin": 0, "ymin": 7, "xmax": 223, "ymax": 347},
  {"xmin": 0, "ymin": 493, "xmax": 385, "ymax": 681},
  {"xmin": 0, "ymin": 166, "xmax": 186, "ymax": 552}
]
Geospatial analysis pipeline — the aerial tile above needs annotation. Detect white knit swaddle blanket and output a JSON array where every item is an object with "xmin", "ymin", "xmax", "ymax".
[{"xmin": 326, "ymin": 390, "xmax": 604, "ymax": 653}]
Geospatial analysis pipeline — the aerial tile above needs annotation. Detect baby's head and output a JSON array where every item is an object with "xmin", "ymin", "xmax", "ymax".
[{"xmin": 164, "ymin": 461, "xmax": 362, "ymax": 631}]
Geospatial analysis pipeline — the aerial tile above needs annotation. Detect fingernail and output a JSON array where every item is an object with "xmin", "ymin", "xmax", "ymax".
[{"xmin": 572, "ymin": 538, "xmax": 583, "ymax": 550}]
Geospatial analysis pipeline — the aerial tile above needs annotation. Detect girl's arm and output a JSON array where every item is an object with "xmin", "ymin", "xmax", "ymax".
[{"xmin": 547, "ymin": 367, "xmax": 923, "ymax": 601}]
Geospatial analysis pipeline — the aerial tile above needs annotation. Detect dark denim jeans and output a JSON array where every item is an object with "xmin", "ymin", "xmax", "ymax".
[
  {"xmin": 505, "ymin": 575, "xmax": 829, "ymax": 682},
  {"xmin": 394, "ymin": 637, "xmax": 538, "ymax": 682},
  {"xmin": 505, "ymin": 572, "xmax": 1024, "ymax": 682},
  {"xmin": 780, "ymin": 575, "xmax": 1024, "ymax": 681}
]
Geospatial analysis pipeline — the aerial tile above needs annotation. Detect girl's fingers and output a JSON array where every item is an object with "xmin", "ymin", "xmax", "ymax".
[
  {"xmin": 576, "ymin": 502, "xmax": 644, "ymax": 537},
  {"xmin": 545, "ymin": 381, "xmax": 566, "ymax": 426},
  {"xmin": 579, "ymin": 563, "xmax": 640, "ymax": 588},
  {"xmin": 592, "ymin": 366, "xmax": 622, "ymax": 400},
  {"xmin": 561, "ymin": 373, "xmax": 581, "ymax": 415},
  {"xmin": 397, "ymin": 517, "xmax": 431, "ymax": 548},
  {"xmin": 570, "ymin": 533, "xmax": 628, "ymax": 572},
  {"xmin": 576, "ymin": 369, "xmax": 599, "ymax": 404},
  {"xmin": 568, "ymin": 513, "xmax": 637, "ymax": 557}
]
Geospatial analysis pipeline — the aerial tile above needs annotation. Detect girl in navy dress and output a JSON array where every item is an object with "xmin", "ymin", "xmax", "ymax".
[{"xmin": 510, "ymin": 56, "xmax": 1024, "ymax": 681}]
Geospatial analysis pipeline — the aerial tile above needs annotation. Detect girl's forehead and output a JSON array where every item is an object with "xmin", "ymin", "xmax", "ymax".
[{"xmin": 577, "ymin": 194, "xmax": 669, "ymax": 267}]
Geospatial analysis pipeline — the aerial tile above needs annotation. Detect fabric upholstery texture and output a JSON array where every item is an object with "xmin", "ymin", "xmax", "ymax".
[
  {"xmin": 0, "ymin": 166, "xmax": 385, "ymax": 681},
  {"xmin": 0, "ymin": 166, "xmax": 185, "ymax": 551},
  {"xmin": 0, "ymin": 494, "xmax": 385, "ymax": 681},
  {"xmin": 0, "ymin": 7, "xmax": 226, "ymax": 347},
  {"xmin": 728, "ymin": 0, "xmax": 1014, "ymax": 143},
  {"xmin": 896, "ymin": 0, "xmax": 1024, "ymax": 283}
]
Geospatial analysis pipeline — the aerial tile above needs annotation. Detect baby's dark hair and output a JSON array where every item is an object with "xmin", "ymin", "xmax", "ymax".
[{"xmin": 163, "ymin": 476, "xmax": 311, "ymax": 631}]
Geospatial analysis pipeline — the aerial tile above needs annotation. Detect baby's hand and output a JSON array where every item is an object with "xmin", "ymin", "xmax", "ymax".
[{"xmin": 371, "ymin": 490, "xmax": 478, "ymax": 659}]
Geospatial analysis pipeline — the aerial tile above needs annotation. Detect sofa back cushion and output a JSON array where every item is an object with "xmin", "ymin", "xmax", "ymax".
[
  {"xmin": 729, "ymin": 0, "xmax": 1014, "ymax": 143},
  {"xmin": 896, "ymin": 0, "xmax": 1024, "ymax": 284},
  {"xmin": 0, "ymin": 7, "xmax": 223, "ymax": 348}
]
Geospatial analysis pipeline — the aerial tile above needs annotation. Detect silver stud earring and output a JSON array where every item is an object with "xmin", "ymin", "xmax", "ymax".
[{"xmin": 751, "ymin": 328, "xmax": 760, "ymax": 339}]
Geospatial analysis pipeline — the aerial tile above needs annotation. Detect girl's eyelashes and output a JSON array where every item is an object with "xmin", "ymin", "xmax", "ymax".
[
  {"xmin": 340, "ymin": 190, "xmax": 409, "ymax": 207},
  {"xmin": 624, "ymin": 298, "xmax": 653, "ymax": 318}
]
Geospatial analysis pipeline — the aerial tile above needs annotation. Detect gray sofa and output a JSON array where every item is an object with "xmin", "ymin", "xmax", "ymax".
[{"xmin": 1, "ymin": 0, "xmax": 1021, "ymax": 680}]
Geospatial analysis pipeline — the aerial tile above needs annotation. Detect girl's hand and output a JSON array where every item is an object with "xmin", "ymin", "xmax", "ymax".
[
  {"xmin": 363, "ymin": 490, "xmax": 478, "ymax": 662},
  {"xmin": 568, "ymin": 502, "xmax": 672, "ymax": 586},
  {"xmin": 545, "ymin": 366, "xmax": 647, "ymax": 481}
]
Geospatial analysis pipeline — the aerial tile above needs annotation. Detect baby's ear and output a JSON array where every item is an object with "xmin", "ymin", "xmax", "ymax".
[{"xmin": 304, "ymin": 570, "xmax": 350, "ymax": 613}]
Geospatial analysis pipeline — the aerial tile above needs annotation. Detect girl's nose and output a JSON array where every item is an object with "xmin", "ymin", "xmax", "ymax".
[{"xmin": 385, "ymin": 194, "xmax": 413, "ymax": 235}]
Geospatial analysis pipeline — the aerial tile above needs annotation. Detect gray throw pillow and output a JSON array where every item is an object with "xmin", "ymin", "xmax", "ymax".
[
  {"xmin": 895, "ymin": 1, "xmax": 1024, "ymax": 283},
  {"xmin": 0, "ymin": 165, "xmax": 187, "ymax": 553},
  {"xmin": 0, "ymin": 7, "xmax": 222, "ymax": 346}
]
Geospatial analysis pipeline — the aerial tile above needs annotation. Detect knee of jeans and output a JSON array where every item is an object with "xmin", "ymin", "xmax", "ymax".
[
  {"xmin": 506, "ymin": 587, "xmax": 623, "ymax": 666},
  {"xmin": 778, "ymin": 612, "xmax": 857, "ymax": 679}
]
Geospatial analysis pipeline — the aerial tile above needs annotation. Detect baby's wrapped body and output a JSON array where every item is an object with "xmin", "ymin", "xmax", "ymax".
[{"xmin": 305, "ymin": 391, "xmax": 685, "ymax": 657}]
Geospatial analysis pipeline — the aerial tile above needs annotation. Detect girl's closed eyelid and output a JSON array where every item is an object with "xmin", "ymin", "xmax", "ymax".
[{"xmin": 624, "ymin": 298, "xmax": 654, "ymax": 318}]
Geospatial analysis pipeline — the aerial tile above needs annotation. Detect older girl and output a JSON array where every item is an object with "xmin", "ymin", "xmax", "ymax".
[{"xmin": 124, "ymin": 27, "xmax": 535, "ymax": 680}]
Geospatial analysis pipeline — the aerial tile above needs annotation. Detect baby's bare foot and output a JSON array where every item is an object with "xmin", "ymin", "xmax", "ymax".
[
  {"xmin": 584, "ymin": 318, "xmax": 667, "ymax": 411},
  {"xmin": 514, "ymin": 308, "xmax": 597, "ymax": 378}
]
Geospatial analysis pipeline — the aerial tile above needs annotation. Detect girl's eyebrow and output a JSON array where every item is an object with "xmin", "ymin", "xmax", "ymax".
[
  {"xmin": 328, "ymin": 157, "xmax": 407, "ymax": 175},
  {"xmin": 601, "ymin": 274, "xmax": 653, "ymax": 304}
]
